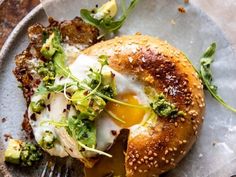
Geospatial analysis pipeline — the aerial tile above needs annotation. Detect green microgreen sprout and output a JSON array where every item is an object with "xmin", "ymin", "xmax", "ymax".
[{"xmin": 104, "ymin": 109, "xmax": 126, "ymax": 124}]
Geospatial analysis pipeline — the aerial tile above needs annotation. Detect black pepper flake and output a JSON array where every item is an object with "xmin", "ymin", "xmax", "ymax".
[
  {"xmin": 4, "ymin": 134, "xmax": 12, "ymax": 142},
  {"xmin": 47, "ymin": 93, "xmax": 51, "ymax": 99},
  {"xmin": 89, "ymin": 99, "xmax": 94, "ymax": 107},
  {"xmin": 30, "ymin": 113, "xmax": 37, "ymax": 121},
  {"xmin": 111, "ymin": 130, "xmax": 117, "ymax": 136},
  {"xmin": 111, "ymin": 71, "xmax": 115, "ymax": 78},
  {"xmin": 95, "ymin": 4, "xmax": 98, "ymax": 8},
  {"xmin": 66, "ymin": 104, "xmax": 71, "ymax": 110},
  {"xmin": 80, "ymin": 148, "xmax": 85, "ymax": 152},
  {"xmin": 66, "ymin": 92, "xmax": 72, "ymax": 97},
  {"xmin": 69, "ymin": 148, "xmax": 73, "ymax": 152},
  {"xmin": 1, "ymin": 117, "xmax": 6, "ymax": 123},
  {"xmin": 83, "ymin": 90, "xmax": 89, "ymax": 96},
  {"xmin": 63, "ymin": 109, "xmax": 67, "ymax": 113},
  {"xmin": 47, "ymin": 104, "xmax": 51, "ymax": 111}
]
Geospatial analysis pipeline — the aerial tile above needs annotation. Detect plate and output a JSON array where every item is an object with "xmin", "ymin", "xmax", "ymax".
[{"xmin": 0, "ymin": 1, "xmax": 236, "ymax": 176}]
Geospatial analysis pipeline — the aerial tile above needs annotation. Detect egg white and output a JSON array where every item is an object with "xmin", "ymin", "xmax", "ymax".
[{"xmin": 28, "ymin": 53, "xmax": 150, "ymax": 159}]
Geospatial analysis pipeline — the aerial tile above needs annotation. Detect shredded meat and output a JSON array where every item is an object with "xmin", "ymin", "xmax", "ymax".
[{"xmin": 13, "ymin": 17, "xmax": 100, "ymax": 136}]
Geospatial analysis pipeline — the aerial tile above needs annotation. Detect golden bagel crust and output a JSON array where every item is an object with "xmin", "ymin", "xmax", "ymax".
[{"xmin": 83, "ymin": 35, "xmax": 205, "ymax": 176}]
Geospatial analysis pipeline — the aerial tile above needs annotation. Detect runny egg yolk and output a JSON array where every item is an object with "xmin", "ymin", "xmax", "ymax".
[{"xmin": 106, "ymin": 92, "xmax": 146, "ymax": 128}]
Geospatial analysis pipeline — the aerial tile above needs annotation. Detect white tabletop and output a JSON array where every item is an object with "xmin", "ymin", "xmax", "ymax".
[{"xmin": 192, "ymin": 0, "xmax": 236, "ymax": 50}]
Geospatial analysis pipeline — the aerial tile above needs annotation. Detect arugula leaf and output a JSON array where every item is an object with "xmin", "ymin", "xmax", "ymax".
[
  {"xmin": 53, "ymin": 52, "xmax": 71, "ymax": 77},
  {"xmin": 199, "ymin": 43, "xmax": 236, "ymax": 113},
  {"xmin": 80, "ymin": 0, "xmax": 139, "ymax": 33},
  {"xmin": 50, "ymin": 31, "xmax": 71, "ymax": 77},
  {"xmin": 67, "ymin": 114, "xmax": 96, "ymax": 148}
]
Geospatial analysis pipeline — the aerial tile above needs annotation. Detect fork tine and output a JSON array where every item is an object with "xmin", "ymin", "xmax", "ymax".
[
  {"xmin": 41, "ymin": 158, "xmax": 71, "ymax": 177},
  {"xmin": 41, "ymin": 161, "xmax": 49, "ymax": 177},
  {"xmin": 48, "ymin": 161, "xmax": 56, "ymax": 177},
  {"xmin": 64, "ymin": 165, "xmax": 69, "ymax": 177},
  {"xmin": 64, "ymin": 157, "xmax": 72, "ymax": 177},
  {"xmin": 56, "ymin": 165, "xmax": 62, "ymax": 177}
]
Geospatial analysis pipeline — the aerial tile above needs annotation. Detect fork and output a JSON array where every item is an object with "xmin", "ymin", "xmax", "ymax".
[{"xmin": 40, "ymin": 158, "xmax": 71, "ymax": 177}]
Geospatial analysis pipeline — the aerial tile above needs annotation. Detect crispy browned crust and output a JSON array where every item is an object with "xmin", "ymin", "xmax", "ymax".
[
  {"xmin": 13, "ymin": 17, "xmax": 100, "ymax": 137},
  {"xmin": 83, "ymin": 34, "xmax": 205, "ymax": 176}
]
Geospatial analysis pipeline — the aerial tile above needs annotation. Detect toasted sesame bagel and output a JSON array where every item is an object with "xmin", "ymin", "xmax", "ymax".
[{"xmin": 83, "ymin": 34, "xmax": 205, "ymax": 177}]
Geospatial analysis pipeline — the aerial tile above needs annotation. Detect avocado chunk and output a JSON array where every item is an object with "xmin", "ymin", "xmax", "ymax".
[
  {"xmin": 71, "ymin": 89, "xmax": 106, "ymax": 120},
  {"xmin": 93, "ymin": 0, "xmax": 118, "ymax": 20},
  {"xmin": 4, "ymin": 139, "xmax": 42, "ymax": 166},
  {"xmin": 40, "ymin": 30, "xmax": 61, "ymax": 59},
  {"xmin": 40, "ymin": 32, "xmax": 57, "ymax": 59},
  {"xmin": 4, "ymin": 139, "xmax": 22, "ymax": 164},
  {"xmin": 39, "ymin": 130, "xmax": 56, "ymax": 149},
  {"xmin": 100, "ymin": 71, "xmax": 117, "ymax": 98},
  {"xmin": 30, "ymin": 99, "xmax": 45, "ymax": 113}
]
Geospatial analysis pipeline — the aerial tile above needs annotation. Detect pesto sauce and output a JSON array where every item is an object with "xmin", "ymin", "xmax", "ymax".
[
  {"xmin": 150, "ymin": 94, "xmax": 185, "ymax": 118},
  {"xmin": 145, "ymin": 87, "xmax": 185, "ymax": 118}
]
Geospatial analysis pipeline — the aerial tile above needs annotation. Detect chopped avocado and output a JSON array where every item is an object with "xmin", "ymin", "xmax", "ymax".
[
  {"xmin": 71, "ymin": 89, "xmax": 106, "ymax": 120},
  {"xmin": 145, "ymin": 86, "xmax": 186, "ymax": 118},
  {"xmin": 93, "ymin": 0, "xmax": 118, "ymax": 20},
  {"xmin": 30, "ymin": 99, "xmax": 45, "ymax": 113},
  {"xmin": 40, "ymin": 33, "xmax": 56, "ymax": 59},
  {"xmin": 20, "ymin": 142, "xmax": 42, "ymax": 166},
  {"xmin": 37, "ymin": 61, "xmax": 56, "ymax": 85},
  {"xmin": 150, "ymin": 95, "xmax": 179, "ymax": 117},
  {"xmin": 40, "ymin": 29, "xmax": 69, "ymax": 78},
  {"xmin": 39, "ymin": 130, "xmax": 56, "ymax": 149},
  {"xmin": 40, "ymin": 30, "xmax": 62, "ymax": 59},
  {"xmin": 4, "ymin": 139, "xmax": 42, "ymax": 166},
  {"xmin": 4, "ymin": 139, "xmax": 22, "ymax": 164},
  {"xmin": 100, "ymin": 71, "xmax": 117, "ymax": 98}
]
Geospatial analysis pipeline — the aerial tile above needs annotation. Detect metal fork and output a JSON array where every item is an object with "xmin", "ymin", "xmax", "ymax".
[{"xmin": 40, "ymin": 158, "xmax": 71, "ymax": 177}]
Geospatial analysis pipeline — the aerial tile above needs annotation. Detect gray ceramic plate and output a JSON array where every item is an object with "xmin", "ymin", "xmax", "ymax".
[{"xmin": 1, "ymin": 1, "xmax": 236, "ymax": 176}]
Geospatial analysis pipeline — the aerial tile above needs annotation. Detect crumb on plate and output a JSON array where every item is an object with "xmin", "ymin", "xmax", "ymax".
[
  {"xmin": 171, "ymin": 19, "xmax": 176, "ymax": 25},
  {"xmin": 178, "ymin": 6, "xmax": 186, "ymax": 13},
  {"xmin": 184, "ymin": 0, "xmax": 189, "ymax": 4},
  {"xmin": 4, "ymin": 134, "xmax": 12, "ymax": 142},
  {"xmin": 1, "ymin": 117, "xmax": 6, "ymax": 123}
]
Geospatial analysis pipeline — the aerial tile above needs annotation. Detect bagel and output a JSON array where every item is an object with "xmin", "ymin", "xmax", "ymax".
[
  {"xmin": 83, "ymin": 34, "xmax": 205, "ymax": 176},
  {"xmin": 14, "ymin": 18, "xmax": 205, "ymax": 176}
]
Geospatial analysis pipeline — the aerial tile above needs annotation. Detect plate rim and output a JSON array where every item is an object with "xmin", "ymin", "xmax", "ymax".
[{"xmin": 1, "ymin": 2, "xmax": 236, "ymax": 176}]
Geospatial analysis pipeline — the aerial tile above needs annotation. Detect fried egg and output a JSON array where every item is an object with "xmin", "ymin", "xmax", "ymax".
[{"xmin": 28, "ymin": 52, "xmax": 150, "ymax": 159}]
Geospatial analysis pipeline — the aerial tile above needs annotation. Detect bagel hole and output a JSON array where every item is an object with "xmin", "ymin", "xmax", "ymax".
[{"xmin": 84, "ymin": 129, "xmax": 129, "ymax": 177}]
